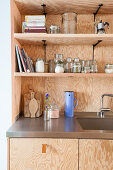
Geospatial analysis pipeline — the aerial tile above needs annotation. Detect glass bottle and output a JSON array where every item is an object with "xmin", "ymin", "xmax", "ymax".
[
  {"xmin": 64, "ymin": 57, "xmax": 73, "ymax": 73},
  {"xmin": 73, "ymin": 58, "xmax": 81, "ymax": 73},
  {"xmin": 54, "ymin": 54, "xmax": 64, "ymax": 73},
  {"xmin": 49, "ymin": 60, "xmax": 55, "ymax": 73}
]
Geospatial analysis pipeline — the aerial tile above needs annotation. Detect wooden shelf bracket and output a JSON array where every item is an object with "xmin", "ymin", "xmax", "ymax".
[
  {"xmin": 41, "ymin": 4, "xmax": 47, "ymax": 16},
  {"xmin": 42, "ymin": 40, "xmax": 47, "ymax": 62},
  {"xmin": 93, "ymin": 4, "xmax": 103, "ymax": 22},
  {"xmin": 93, "ymin": 40, "xmax": 102, "ymax": 60}
]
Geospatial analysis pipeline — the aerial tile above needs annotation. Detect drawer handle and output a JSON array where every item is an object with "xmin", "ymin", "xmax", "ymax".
[{"xmin": 42, "ymin": 144, "xmax": 46, "ymax": 153}]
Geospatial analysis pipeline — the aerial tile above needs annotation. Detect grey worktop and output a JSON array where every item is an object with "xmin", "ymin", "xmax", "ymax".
[{"xmin": 6, "ymin": 112, "xmax": 113, "ymax": 139}]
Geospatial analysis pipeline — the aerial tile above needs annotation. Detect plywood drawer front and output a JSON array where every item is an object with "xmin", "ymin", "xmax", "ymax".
[
  {"xmin": 79, "ymin": 139, "xmax": 113, "ymax": 170},
  {"xmin": 10, "ymin": 138, "xmax": 78, "ymax": 170}
]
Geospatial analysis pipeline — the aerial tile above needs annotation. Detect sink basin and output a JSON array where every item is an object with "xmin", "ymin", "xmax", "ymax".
[{"xmin": 78, "ymin": 118, "xmax": 113, "ymax": 130}]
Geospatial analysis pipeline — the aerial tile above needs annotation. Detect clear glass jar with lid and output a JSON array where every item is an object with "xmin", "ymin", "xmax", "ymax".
[
  {"xmin": 62, "ymin": 12, "xmax": 77, "ymax": 34},
  {"xmin": 35, "ymin": 58, "xmax": 44, "ymax": 73},
  {"xmin": 54, "ymin": 54, "xmax": 64, "ymax": 73},
  {"xmin": 105, "ymin": 64, "xmax": 113, "ymax": 73},
  {"xmin": 73, "ymin": 58, "xmax": 81, "ymax": 73},
  {"xmin": 64, "ymin": 57, "xmax": 73, "ymax": 73},
  {"xmin": 48, "ymin": 103, "xmax": 59, "ymax": 118}
]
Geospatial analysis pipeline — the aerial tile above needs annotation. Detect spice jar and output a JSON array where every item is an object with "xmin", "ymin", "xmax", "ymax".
[
  {"xmin": 73, "ymin": 58, "xmax": 81, "ymax": 73},
  {"xmin": 35, "ymin": 58, "xmax": 44, "ymax": 73},
  {"xmin": 44, "ymin": 62, "xmax": 49, "ymax": 73},
  {"xmin": 105, "ymin": 64, "xmax": 113, "ymax": 73},
  {"xmin": 49, "ymin": 25, "xmax": 60, "ymax": 34},
  {"xmin": 64, "ymin": 57, "xmax": 73, "ymax": 73},
  {"xmin": 62, "ymin": 12, "xmax": 77, "ymax": 34},
  {"xmin": 55, "ymin": 54, "xmax": 64, "ymax": 73},
  {"xmin": 49, "ymin": 60, "xmax": 55, "ymax": 73}
]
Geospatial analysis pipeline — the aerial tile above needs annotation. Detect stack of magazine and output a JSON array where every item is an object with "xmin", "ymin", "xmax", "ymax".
[
  {"xmin": 15, "ymin": 45, "xmax": 34, "ymax": 72},
  {"xmin": 22, "ymin": 15, "xmax": 47, "ymax": 33}
]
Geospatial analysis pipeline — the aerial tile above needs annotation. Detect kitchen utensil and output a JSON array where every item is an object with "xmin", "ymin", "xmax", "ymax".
[
  {"xmin": 29, "ymin": 92, "xmax": 38, "ymax": 117},
  {"xmin": 24, "ymin": 91, "xmax": 43, "ymax": 118},
  {"xmin": 95, "ymin": 20, "xmax": 109, "ymax": 34},
  {"xmin": 65, "ymin": 91, "xmax": 78, "ymax": 117}
]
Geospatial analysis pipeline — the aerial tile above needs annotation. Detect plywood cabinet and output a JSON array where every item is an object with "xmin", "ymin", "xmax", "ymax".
[
  {"xmin": 79, "ymin": 139, "xmax": 113, "ymax": 170},
  {"xmin": 10, "ymin": 138, "xmax": 78, "ymax": 170}
]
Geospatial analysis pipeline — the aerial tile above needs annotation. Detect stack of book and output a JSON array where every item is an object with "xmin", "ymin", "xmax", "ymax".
[
  {"xmin": 23, "ymin": 15, "xmax": 47, "ymax": 33},
  {"xmin": 15, "ymin": 45, "xmax": 34, "ymax": 72}
]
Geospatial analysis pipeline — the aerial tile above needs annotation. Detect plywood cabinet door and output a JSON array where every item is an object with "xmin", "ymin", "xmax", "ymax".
[
  {"xmin": 79, "ymin": 139, "xmax": 113, "ymax": 170},
  {"xmin": 10, "ymin": 138, "xmax": 78, "ymax": 170}
]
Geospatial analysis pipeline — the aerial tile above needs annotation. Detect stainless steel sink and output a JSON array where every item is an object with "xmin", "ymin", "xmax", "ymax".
[{"xmin": 78, "ymin": 118, "xmax": 113, "ymax": 130}]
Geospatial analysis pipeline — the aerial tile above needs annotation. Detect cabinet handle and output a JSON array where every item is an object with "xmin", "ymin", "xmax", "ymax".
[{"xmin": 42, "ymin": 144, "xmax": 46, "ymax": 153}]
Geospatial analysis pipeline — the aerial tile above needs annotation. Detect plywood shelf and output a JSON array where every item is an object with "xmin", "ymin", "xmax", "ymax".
[
  {"xmin": 14, "ymin": 72, "xmax": 113, "ymax": 78},
  {"xmin": 14, "ymin": 33, "xmax": 113, "ymax": 45},
  {"xmin": 15, "ymin": 0, "xmax": 113, "ymax": 15}
]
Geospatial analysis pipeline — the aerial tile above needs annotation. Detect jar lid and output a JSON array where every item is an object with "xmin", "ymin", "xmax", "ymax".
[
  {"xmin": 55, "ymin": 54, "xmax": 63, "ymax": 59},
  {"xmin": 105, "ymin": 64, "xmax": 113, "ymax": 68},
  {"xmin": 74, "ymin": 58, "xmax": 80, "ymax": 62},
  {"xmin": 36, "ymin": 58, "xmax": 43, "ymax": 61},
  {"xmin": 50, "ymin": 25, "xmax": 60, "ymax": 30},
  {"xmin": 67, "ymin": 57, "xmax": 72, "ymax": 62}
]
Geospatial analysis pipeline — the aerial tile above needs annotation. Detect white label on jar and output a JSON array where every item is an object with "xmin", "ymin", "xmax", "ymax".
[
  {"xmin": 55, "ymin": 66, "xmax": 64, "ymax": 73},
  {"xmin": 35, "ymin": 60, "xmax": 44, "ymax": 73}
]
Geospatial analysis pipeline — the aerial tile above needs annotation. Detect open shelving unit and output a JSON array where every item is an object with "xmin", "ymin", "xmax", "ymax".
[{"xmin": 11, "ymin": 0, "xmax": 113, "ymax": 122}]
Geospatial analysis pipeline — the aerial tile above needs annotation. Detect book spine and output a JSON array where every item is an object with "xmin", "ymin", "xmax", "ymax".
[
  {"xmin": 26, "ymin": 22, "xmax": 45, "ymax": 27},
  {"xmin": 21, "ymin": 48, "xmax": 30, "ymax": 72},
  {"xmin": 15, "ymin": 45, "xmax": 22, "ymax": 72},
  {"xmin": 25, "ymin": 52, "xmax": 32, "ymax": 72},
  {"xmin": 28, "ymin": 56, "xmax": 34, "ymax": 72},
  {"xmin": 25, "ymin": 29, "xmax": 47, "ymax": 33},
  {"xmin": 25, "ymin": 15, "xmax": 45, "ymax": 21},
  {"xmin": 18, "ymin": 46, "xmax": 27, "ymax": 72}
]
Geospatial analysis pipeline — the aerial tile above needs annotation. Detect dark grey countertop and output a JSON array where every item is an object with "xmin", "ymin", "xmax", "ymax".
[{"xmin": 6, "ymin": 112, "xmax": 113, "ymax": 139}]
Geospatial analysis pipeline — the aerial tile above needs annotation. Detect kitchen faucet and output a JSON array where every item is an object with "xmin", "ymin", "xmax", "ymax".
[{"xmin": 98, "ymin": 94, "xmax": 113, "ymax": 117}]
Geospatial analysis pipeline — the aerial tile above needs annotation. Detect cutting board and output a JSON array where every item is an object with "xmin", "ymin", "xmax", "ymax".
[
  {"xmin": 24, "ymin": 91, "xmax": 43, "ymax": 118},
  {"xmin": 29, "ymin": 92, "xmax": 38, "ymax": 118}
]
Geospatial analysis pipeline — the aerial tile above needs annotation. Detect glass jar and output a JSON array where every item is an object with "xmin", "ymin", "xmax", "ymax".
[
  {"xmin": 81, "ymin": 60, "xmax": 85, "ymax": 73},
  {"xmin": 62, "ymin": 12, "xmax": 77, "ymax": 34},
  {"xmin": 84, "ymin": 60, "xmax": 91, "ymax": 73},
  {"xmin": 73, "ymin": 58, "xmax": 81, "ymax": 73},
  {"xmin": 64, "ymin": 57, "xmax": 73, "ymax": 73},
  {"xmin": 48, "ymin": 103, "xmax": 59, "ymax": 119},
  {"xmin": 35, "ymin": 58, "xmax": 44, "ymax": 73},
  {"xmin": 49, "ymin": 25, "xmax": 60, "ymax": 34},
  {"xmin": 105, "ymin": 64, "xmax": 113, "ymax": 73},
  {"xmin": 90, "ymin": 60, "xmax": 98, "ymax": 73},
  {"xmin": 49, "ymin": 60, "xmax": 55, "ymax": 73},
  {"xmin": 54, "ymin": 54, "xmax": 64, "ymax": 73},
  {"xmin": 44, "ymin": 62, "xmax": 49, "ymax": 73}
]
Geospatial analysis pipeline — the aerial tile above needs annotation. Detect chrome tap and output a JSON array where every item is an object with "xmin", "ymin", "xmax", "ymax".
[{"xmin": 98, "ymin": 94, "xmax": 113, "ymax": 117}]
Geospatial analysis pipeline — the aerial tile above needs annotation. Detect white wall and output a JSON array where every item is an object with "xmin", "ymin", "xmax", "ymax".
[{"xmin": 0, "ymin": 0, "xmax": 11, "ymax": 169}]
